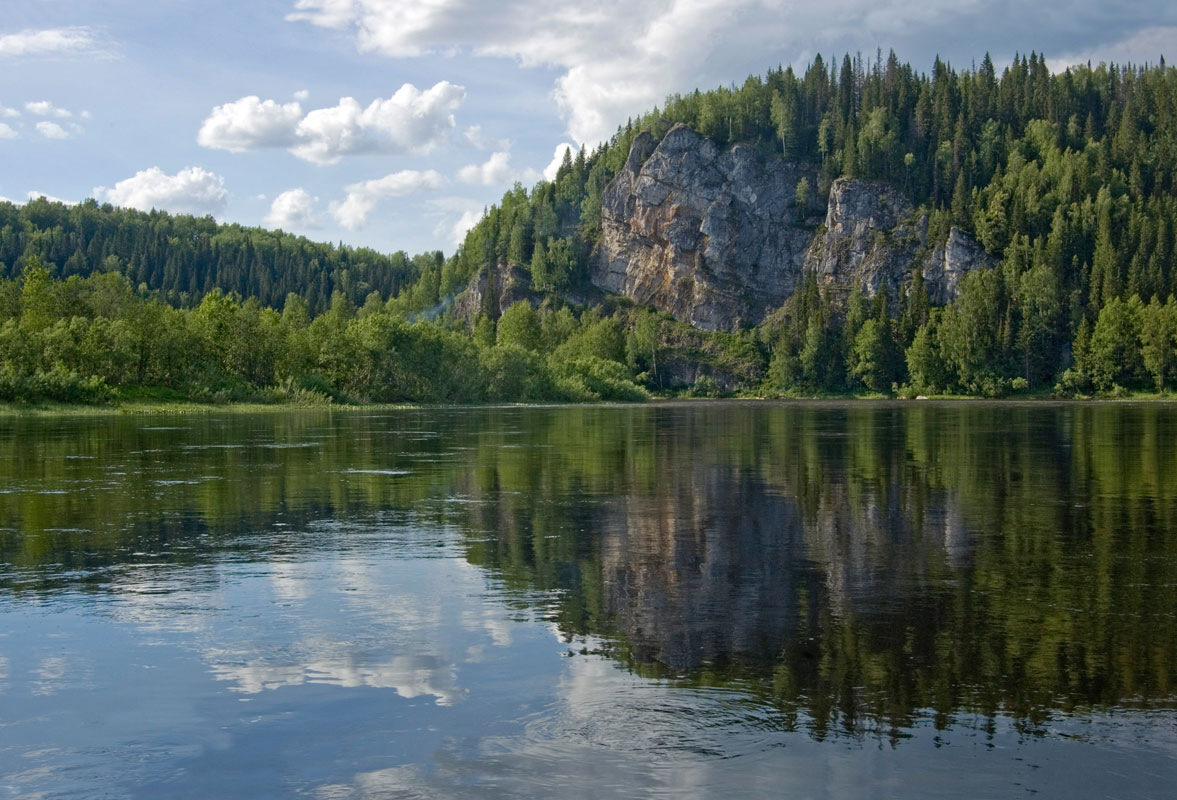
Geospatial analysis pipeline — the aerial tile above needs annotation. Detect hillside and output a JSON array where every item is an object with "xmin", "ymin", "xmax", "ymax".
[{"xmin": 426, "ymin": 50, "xmax": 1177, "ymax": 396}]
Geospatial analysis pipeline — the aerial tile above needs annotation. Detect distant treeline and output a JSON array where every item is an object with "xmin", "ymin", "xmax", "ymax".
[{"xmin": 0, "ymin": 198, "xmax": 438, "ymax": 316}]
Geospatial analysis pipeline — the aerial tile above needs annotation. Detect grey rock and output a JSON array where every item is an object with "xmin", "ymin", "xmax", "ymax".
[
  {"xmin": 592, "ymin": 123, "xmax": 817, "ymax": 331},
  {"xmin": 452, "ymin": 262, "xmax": 543, "ymax": 324},
  {"xmin": 924, "ymin": 226, "xmax": 998, "ymax": 304},
  {"xmin": 804, "ymin": 177, "xmax": 923, "ymax": 303},
  {"xmin": 540, "ymin": 125, "xmax": 996, "ymax": 331}
]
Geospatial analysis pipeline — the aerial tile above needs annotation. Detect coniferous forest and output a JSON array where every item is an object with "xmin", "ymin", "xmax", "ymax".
[{"xmin": 4, "ymin": 50, "xmax": 1177, "ymax": 405}]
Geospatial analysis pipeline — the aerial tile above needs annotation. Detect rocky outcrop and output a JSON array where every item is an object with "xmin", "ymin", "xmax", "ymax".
[
  {"xmin": 593, "ymin": 126, "xmax": 996, "ymax": 329},
  {"xmin": 592, "ymin": 124, "xmax": 818, "ymax": 332},
  {"xmin": 452, "ymin": 262, "xmax": 543, "ymax": 323},
  {"xmin": 803, "ymin": 177, "xmax": 925, "ymax": 302},
  {"xmin": 804, "ymin": 177, "xmax": 996, "ymax": 306},
  {"xmin": 924, "ymin": 227, "xmax": 997, "ymax": 304}
]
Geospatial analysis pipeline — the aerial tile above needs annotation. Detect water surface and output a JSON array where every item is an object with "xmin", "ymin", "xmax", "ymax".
[{"xmin": 1, "ymin": 403, "xmax": 1176, "ymax": 798}]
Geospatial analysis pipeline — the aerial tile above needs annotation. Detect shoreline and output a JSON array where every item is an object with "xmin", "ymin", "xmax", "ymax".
[{"xmin": 4, "ymin": 393, "xmax": 1177, "ymax": 417}]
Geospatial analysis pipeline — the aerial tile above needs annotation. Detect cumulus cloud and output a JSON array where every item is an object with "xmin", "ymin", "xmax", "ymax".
[
  {"xmin": 0, "ymin": 27, "xmax": 98, "ymax": 58},
  {"xmin": 94, "ymin": 166, "xmax": 229, "ymax": 216},
  {"xmin": 286, "ymin": 1, "xmax": 1177, "ymax": 146},
  {"xmin": 0, "ymin": 122, "xmax": 16, "ymax": 140},
  {"xmin": 25, "ymin": 101, "xmax": 71, "ymax": 118},
  {"xmin": 457, "ymin": 151, "xmax": 540, "ymax": 186},
  {"xmin": 35, "ymin": 121, "xmax": 69, "ymax": 140},
  {"xmin": 331, "ymin": 169, "xmax": 444, "ymax": 229},
  {"xmin": 264, "ymin": 187, "xmax": 319, "ymax": 230},
  {"xmin": 198, "ymin": 82, "xmax": 465, "ymax": 164},
  {"xmin": 1, "ymin": 104, "xmax": 21, "ymax": 119},
  {"xmin": 197, "ymin": 96, "xmax": 303, "ymax": 152}
]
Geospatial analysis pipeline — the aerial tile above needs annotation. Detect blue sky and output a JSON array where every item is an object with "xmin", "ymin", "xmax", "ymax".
[{"xmin": 2, "ymin": 1, "xmax": 1176, "ymax": 257}]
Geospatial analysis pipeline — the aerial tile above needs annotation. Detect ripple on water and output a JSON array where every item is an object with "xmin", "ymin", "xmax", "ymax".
[{"xmin": 338, "ymin": 469, "xmax": 412, "ymax": 476}]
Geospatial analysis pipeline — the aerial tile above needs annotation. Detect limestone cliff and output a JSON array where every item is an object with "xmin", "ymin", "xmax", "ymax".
[
  {"xmin": 591, "ymin": 124, "xmax": 818, "ymax": 331},
  {"xmin": 591, "ymin": 126, "xmax": 995, "ymax": 330},
  {"xmin": 804, "ymin": 177, "xmax": 996, "ymax": 306},
  {"xmin": 452, "ymin": 262, "xmax": 543, "ymax": 322}
]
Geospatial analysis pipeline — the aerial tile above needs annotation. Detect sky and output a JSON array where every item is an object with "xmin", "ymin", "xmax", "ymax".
[{"xmin": 2, "ymin": 1, "xmax": 1176, "ymax": 257}]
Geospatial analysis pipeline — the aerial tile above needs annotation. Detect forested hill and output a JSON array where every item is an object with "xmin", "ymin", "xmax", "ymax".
[
  {"xmin": 420, "ymin": 50, "xmax": 1177, "ymax": 396},
  {"xmin": 0, "ymin": 198, "xmax": 438, "ymax": 315},
  {"xmin": 444, "ymin": 50, "xmax": 1177, "ymax": 302}
]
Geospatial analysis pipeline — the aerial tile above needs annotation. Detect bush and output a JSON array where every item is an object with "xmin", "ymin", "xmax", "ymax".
[
  {"xmin": 551, "ymin": 356, "xmax": 647, "ymax": 402},
  {"xmin": 686, "ymin": 374, "xmax": 722, "ymax": 398},
  {"xmin": 0, "ymin": 362, "xmax": 115, "ymax": 404}
]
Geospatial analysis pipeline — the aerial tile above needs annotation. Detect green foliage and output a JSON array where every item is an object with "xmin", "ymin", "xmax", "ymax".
[
  {"xmin": 1089, "ymin": 295, "xmax": 1146, "ymax": 391},
  {"xmin": 551, "ymin": 357, "xmax": 649, "ymax": 402},
  {"xmin": 905, "ymin": 313, "xmax": 949, "ymax": 393},
  {"xmin": 1140, "ymin": 297, "xmax": 1177, "ymax": 391},
  {"xmin": 496, "ymin": 301, "xmax": 542, "ymax": 352},
  {"xmin": 554, "ymin": 317, "xmax": 626, "ymax": 364},
  {"xmin": 849, "ymin": 318, "xmax": 900, "ymax": 393},
  {"xmin": 0, "ymin": 270, "xmax": 652, "ymax": 407}
]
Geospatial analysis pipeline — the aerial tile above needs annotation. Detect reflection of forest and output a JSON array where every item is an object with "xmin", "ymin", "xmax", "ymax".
[{"xmin": 2, "ymin": 403, "xmax": 1176, "ymax": 736}]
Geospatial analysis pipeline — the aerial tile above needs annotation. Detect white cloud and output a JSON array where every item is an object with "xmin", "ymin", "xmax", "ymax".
[
  {"xmin": 543, "ymin": 143, "xmax": 576, "ymax": 181},
  {"xmin": 331, "ymin": 169, "xmax": 444, "ymax": 229},
  {"xmin": 463, "ymin": 124, "xmax": 508, "ymax": 151},
  {"xmin": 293, "ymin": 89, "xmax": 310, "ymax": 101},
  {"xmin": 285, "ymin": 0, "xmax": 763, "ymax": 143},
  {"xmin": 0, "ymin": 123, "xmax": 16, "ymax": 140},
  {"xmin": 292, "ymin": 82, "xmax": 465, "ymax": 163},
  {"xmin": 457, "ymin": 151, "xmax": 540, "ymax": 187},
  {"xmin": 25, "ymin": 101, "xmax": 71, "ymax": 118},
  {"xmin": 199, "ymin": 83, "xmax": 464, "ymax": 164},
  {"xmin": 285, "ymin": 2, "xmax": 1177, "ymax": 146},
  {"xmin": 441, "ymin": 209, "xmax": 484, "ymax": 247},
  {"xmin": 0, "ymin": 27, "xmax": 98, "ymax": 59},
  {"xmin": 36, "ymin": 121, "xmax": 69, "ymax": 140},
  {"xmin": 1047, "ymin": 25, "xmax": 1177, "ymax": 72},
  {"xmin": 196, "ymin": 96, "xmax": 303, "ymax": 152},
  {"xmin": 429, "ymin": 198, "xmax": 486, "ymax": 248},
  {"xmin": 95, "ymin": 166, "xmax": 229, "ymax": 216},
  {"xmin": 1, "ymin": 104, "xmax": 19, "ymax": 119},
  {"xmin": 264, "ymin": 188, "xmax": 319, "ymax": 230}
]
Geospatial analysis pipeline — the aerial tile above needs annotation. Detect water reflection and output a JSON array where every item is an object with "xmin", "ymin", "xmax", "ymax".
[{"xmin": 1, "ymin": 403, "xmax": 1176, "ymax": 795}]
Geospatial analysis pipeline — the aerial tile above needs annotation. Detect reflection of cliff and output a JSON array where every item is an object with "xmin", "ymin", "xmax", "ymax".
[
  {"xmin": 590, "ymin": 458, "xmax": 970, "ymax": 674},
  {"xmin": 596, "ymin": 469, "xmax": 804, "ymax": 670}
]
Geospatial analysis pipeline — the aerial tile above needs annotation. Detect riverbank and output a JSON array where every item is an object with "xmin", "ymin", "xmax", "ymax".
[{"xmin": 4, "ymin": 391, "xmax": 1177, "ymax": 416}]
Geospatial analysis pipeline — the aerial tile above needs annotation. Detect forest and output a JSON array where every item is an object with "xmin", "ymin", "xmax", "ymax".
[{"xmin": 3, "ymin": 50, "xmax": 1177, "ymax": 404}]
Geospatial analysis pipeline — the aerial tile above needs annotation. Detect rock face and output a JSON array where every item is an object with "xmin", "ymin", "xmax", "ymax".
[
  {"xmin": 924, "ymin": 226, "xmax": 997, "ymax": 304},
  {"xmin": 593, "ymin": 126, "xmax": 996, "ymax": 329},
  {"xmin": 804, "ymin": 178, "xmax": 996, "ymax": 306},
  {"xmin": 592, "ymin": 124, "xmax": 817, "ymax": 331},
  {"xmin": 452, "ymin": 262, "xmax": 543, "ymax": 323},
  {"xmin": 803, "ymin": 177, "xmax": 925, "ymax": 302}
]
